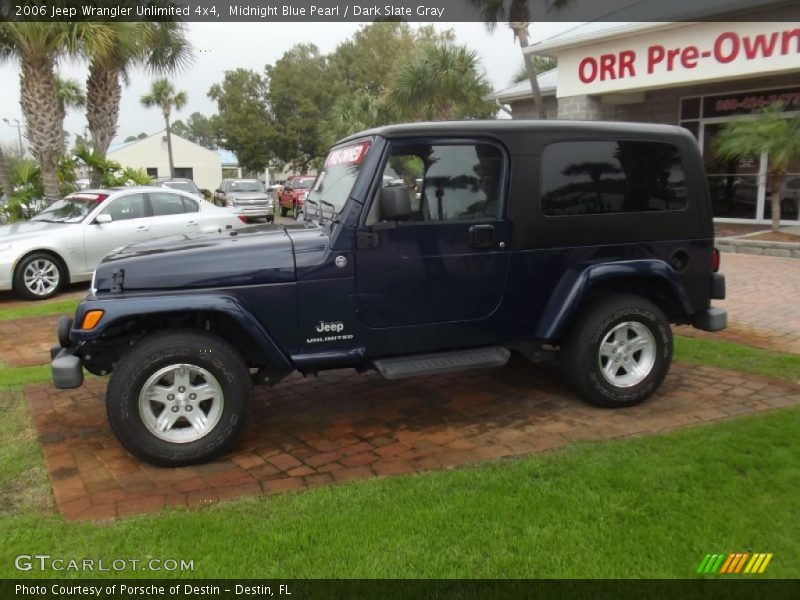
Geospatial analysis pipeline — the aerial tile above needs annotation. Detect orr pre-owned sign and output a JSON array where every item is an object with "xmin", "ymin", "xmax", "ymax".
[{"xmin": 554, "ymin": 22, "xmax": 800, "ymax": 98}]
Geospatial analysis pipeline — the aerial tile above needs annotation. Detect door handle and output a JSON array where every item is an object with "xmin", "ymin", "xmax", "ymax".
[
  {"xmin": 136, "ymin": 225, "xmax": 149, "ymax": 232},
  {"xmin": 468, "ymin": 224, "xmax": 495, "ymax": 249},
  {"xmin": 187, "ymin": 220, "xmax": 198, "ymax": 226}
]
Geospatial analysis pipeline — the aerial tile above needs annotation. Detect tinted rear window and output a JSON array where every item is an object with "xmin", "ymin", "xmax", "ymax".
[{"xmin": 541, "ymin": 140, "xmax": 687, "ymax": 216}]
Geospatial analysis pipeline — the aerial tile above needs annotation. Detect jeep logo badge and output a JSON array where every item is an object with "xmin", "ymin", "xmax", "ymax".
[
  {"xmin": 315, "ymin": 321, "xmax": 345, "ymax": 333},
  {"xmin": 335, "ymin": 255, "xmax": 347, "ymax": 268}
]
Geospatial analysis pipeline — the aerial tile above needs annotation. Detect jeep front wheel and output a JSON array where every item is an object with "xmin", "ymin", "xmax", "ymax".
[
  {"xmin": 106, "ymin": 330, "xmax": 252, "ymax": 466},
  {"xmin": 561, "ymin": 294, "xmax": 672, "ymax": 408}
]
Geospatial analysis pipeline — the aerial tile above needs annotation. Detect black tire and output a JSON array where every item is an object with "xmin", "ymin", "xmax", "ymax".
[
  {"xmin": 267, "ymin": 216, "xmax": 274, "ymax": 223},
  {"xmin": 561, "ymin": 293, "xmax": 672, "ymax": 408},
  {"xmin": 13, "ymin": 252, "xmax": 65, "ymax": 300},
  {"xmin": 106, "ymin": 330, "xmax": 252, "ymax": 466}
]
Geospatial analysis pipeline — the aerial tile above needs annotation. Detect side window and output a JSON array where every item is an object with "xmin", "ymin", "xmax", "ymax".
[
  {"xmin": 378, "ymin": 142, "xmax": 504, "ymax": 222},
  {"xmin": 150, "ymin": 192, "xmax": 187, "ymax": 216},
  {"xmin": 182, "ymin": 198, "xmax": 199, "ymax": 213},
  {"xmin": 541, "ymin": 140, "xmax": 687, "ymax": 216},
  {"xmin": 101, "ymin": 193, "xmax": 146, "ymax": 221}
]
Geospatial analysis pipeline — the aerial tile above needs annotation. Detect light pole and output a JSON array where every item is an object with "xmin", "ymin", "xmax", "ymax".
[{"xmin": 3, "ymin": 118, "xmax": 24, "ymax": 155}]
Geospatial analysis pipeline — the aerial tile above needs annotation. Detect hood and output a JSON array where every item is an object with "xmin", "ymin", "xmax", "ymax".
[
  {"xmin": 94, "ymin": 224, "xmax": 296, "ymax": 292},
  {"xmin": 0, "ymin": 220, "xmax": 74, "ymax": 243}
]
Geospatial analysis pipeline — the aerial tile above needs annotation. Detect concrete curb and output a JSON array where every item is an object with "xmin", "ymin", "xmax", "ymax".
[{"xmin": 717, "ymin": 235, "xmax": 800, "ymax": 258}]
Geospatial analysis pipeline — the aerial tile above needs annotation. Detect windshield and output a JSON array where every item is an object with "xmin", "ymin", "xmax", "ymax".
[
  {"xmin": 229, "ymin": 181, "xmax": 264, "ymax": 193},
  {"xmin": 293, "ymin": 178, "xmax": 315, "ymax": 190},
  {"xmin": 307, "ymin": 140, "xmax": 371, "ymax": 214},
  {"xmin": 162, "ymin": 181, "xmax": 198, "ymax": 193},
  {"xmin": 30, "ymin": 193, "xmax": 105, "ymax": 223}
]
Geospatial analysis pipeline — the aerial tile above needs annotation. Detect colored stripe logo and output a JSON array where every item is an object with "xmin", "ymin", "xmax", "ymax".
[{"xmin": 697, "ymin": 552, "xmax": 773, "ymax": 574}]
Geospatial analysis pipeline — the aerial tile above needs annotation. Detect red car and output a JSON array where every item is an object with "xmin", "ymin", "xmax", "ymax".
[{"xmin": 278, "ymin": 175, "xmax": 316, "ymax": 217}]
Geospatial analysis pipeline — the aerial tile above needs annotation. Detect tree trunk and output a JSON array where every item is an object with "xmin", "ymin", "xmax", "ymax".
[
  {"xmin": 164, "ymin": 109, "xmax": 175, "ymax": 178},
  {"xmin": 86, "ymin": 62, "xmax": 122, "ymax": 187},
  {"xmin": 512, "ymin": 26, "xmax": 548, "ymax": 120},
  {"xmin": 769, "ymin": 172, "xmax": 784, "ymax": 233},
  {"xmin": 0, "ymin": 146, "xmax": 13, "ymax": 198},
  {"xmin": 19, "ymin": 55, "xmax": 65, "ymax": 202}
]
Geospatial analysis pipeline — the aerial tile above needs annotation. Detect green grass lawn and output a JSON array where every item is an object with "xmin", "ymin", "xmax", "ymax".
[
  {"xmin": 0, "ymin": 336, "xmax": 798, "ymax": 579},
  {"xmin": 0, "ymin": 297, "xmax": 81, "ymax": 322}
]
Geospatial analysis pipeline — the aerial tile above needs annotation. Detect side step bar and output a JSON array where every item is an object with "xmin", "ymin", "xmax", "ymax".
[{"xmin": 374, "ymin": 347, "xmax": 510, "ymax": 380}]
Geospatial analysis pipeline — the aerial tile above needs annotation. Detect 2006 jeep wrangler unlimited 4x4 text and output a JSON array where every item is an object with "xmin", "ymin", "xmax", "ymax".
[{"xmin": 51, "ymin": 121, "xmax": 726, "ymax": 466}]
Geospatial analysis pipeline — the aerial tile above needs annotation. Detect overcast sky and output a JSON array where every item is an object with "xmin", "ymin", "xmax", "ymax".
[{"xmin": 0, "ymin": 21, "xmax": 576, "ymax": 151}]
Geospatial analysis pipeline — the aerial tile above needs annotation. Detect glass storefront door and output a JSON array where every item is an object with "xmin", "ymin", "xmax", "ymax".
[{"xmin": 681, "ymin": 86, "xmax": 800, "ymax": 224}]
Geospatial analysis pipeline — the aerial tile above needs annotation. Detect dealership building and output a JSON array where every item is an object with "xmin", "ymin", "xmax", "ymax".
[{"xmin": 488, "ymin": 9, "xmax": 800, "ymax": 225}]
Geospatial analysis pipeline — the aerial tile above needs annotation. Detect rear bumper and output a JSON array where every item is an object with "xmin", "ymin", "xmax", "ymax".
[
  {"xmin": 711, "ymin": 273, "xmax": 726, "ymax": 300},
  {"xmin": 692, "ymin": 307, "xmax": 727, "ymax": 332}
]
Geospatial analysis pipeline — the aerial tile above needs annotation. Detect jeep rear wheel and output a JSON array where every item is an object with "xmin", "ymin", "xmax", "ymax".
[
  {"xmin": 561, "ymin": 294, "xmax": 672, "ymax": 408},
  {"xmin": 106, "ymin": 330, "xmax": 251, "ymax": 466}
]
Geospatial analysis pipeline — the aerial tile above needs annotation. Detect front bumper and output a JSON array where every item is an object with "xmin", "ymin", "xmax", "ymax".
[
  {"xmin": 51, "ymin": 346, "xmax": 84, "ymax": 389},
  {"xmin": 50, "ymin": 315, "xmax": 83, "ymax": 389},
  {"xmin": 231, "ymin": 204, "xmax": 274, "ymax": 218}
]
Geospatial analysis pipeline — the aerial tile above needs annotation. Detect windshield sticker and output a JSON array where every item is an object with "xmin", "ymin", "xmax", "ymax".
[{"xmin": 324, "ymin": 141, "xmax": 370, "ymax": 168}]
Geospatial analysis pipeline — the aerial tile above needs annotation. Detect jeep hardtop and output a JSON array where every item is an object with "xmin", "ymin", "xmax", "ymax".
[{"xmin": 51, "ymin": 120, "xmax": 727, "ymax": 466}]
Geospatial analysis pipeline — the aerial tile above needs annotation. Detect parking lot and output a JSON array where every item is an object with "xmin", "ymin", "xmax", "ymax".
[{"xmin": 0, "ymin": 248, "xmax": 796, "ymax": 520}]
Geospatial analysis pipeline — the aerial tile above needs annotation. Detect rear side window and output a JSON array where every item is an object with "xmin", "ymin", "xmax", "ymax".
[
  {"xmin": 150, "ymin": 192, "xmax": 198, "ymax": 215},
  {"xmin": 150, "ymin": 192, "xmax": 187, "ymax": 216},
  {"xmin": 541, "ymin": 140, "xmax": 687, "ymax": 216}
]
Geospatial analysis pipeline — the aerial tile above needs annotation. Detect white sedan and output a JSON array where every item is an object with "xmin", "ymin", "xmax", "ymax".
[{"xmin": 0, "ymin": 187, "xmax": 246, "ymax": 300}]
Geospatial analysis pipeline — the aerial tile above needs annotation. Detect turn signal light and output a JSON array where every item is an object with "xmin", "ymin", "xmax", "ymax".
[{"xmin": 81, "ymin": 310, "xmax": 104, "ymax": 330}]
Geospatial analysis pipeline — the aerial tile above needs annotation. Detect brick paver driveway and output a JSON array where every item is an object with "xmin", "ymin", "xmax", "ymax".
[
  {"xmin": 677, "ymin": 253, "xmax": 800, "ymax": 354},
  {"xmin": 27, "ymin": 360, "xmax": 800, "ymax": 520}
]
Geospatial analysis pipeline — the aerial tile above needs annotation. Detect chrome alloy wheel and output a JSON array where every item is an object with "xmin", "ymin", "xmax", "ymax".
[
  {"xmin": 597, "ymin": 321, "xmax": 656, "ymax": 388},
  {"xmin": 23, "ymin": 258, "xmax": 60, "ymax": 297},
  {"xmin": 138, "ymin": 364, "xmax": 224, "ymax": 443}
]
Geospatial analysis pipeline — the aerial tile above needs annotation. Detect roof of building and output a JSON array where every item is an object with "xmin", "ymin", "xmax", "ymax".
[
  {"xmin": 108, "ymin": 131, "xmax": 219, "ymax": 157},
  {"xmin": 485, "ymin": 68, "xmax": 558, "ymax": 103},
  {"xmin": 526, "ymin": 0, "xmax": 788, "ymax": 55}
]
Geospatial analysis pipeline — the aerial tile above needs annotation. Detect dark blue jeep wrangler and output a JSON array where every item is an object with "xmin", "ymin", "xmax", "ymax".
[{"xmin": 51, "ymin": 121, "xmax": 726, "ymax": 466}]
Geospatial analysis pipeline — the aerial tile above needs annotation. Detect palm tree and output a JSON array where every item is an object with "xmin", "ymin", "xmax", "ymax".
[
  {"xmin": 388, "ymin": 43, "xmax": 493, "ymax": 121},
  {"xmin": 0, "ymin": 23, "xmax": 113, "ymax": 201},
  {"xmin": 324, "ymin": 92, "xmax": 387, "ymax": 144},
  {"xmin": 511, "ymin": 57, "xmax": 556, "ymax": 84},
  {"xmin": 54, "ymin": 76, "xmax": 85, "ymax": 111},
  {"xmin": 714, "ymin": 103, "xmax": 800, "ymax": 232},
  {"xmin": 0, "ymin": 23, "xmax": 71, "ymax": 201},
  {"xmin": 82, "ymin": 22, "xmax": 192, "ymax": 186},
  {"xmin": 473, "ymin": 0, "xmax": 570, "ymax": 120},
  {"xmin": 0, "ymin": 146, "xmax": 13, "ymax": 199},
  {"xmin": 140, "ymin": 79, "xmax": 187, "ymax": 178}
]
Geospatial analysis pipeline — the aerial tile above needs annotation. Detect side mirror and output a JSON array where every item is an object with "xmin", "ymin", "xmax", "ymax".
[
  {"xmin": 94, "ymin": 213, "xmax": 112, "ymax": 224},
  {"xmin": 380, "ymin": 186, "xmax": 411, "ymax": 221}
]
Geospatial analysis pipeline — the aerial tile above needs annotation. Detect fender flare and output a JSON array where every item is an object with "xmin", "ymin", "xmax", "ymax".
[
  {"xmin": 534, "ymin": 259, "xmax": 693, "ymax": 341},
  {"xmin": 71, "ymin": 293, "xmax": 292, "ymax": 371}
]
